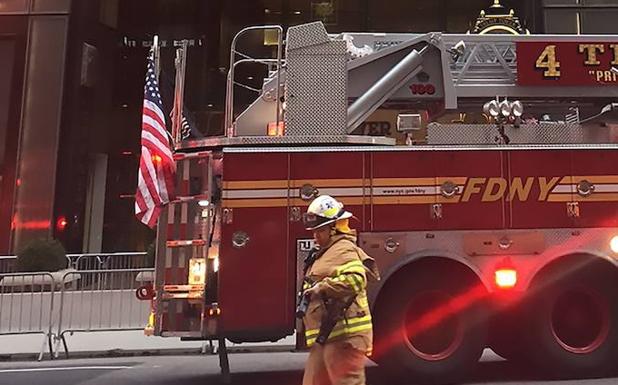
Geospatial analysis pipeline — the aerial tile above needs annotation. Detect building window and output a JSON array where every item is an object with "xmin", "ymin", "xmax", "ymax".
[
  {"xmin": 544, "ymin": 0, "xmax": 618, "ymax": 34},
  {"xmin": 0, "ymin": 40, "xmax": 14, "ymax": 173}
]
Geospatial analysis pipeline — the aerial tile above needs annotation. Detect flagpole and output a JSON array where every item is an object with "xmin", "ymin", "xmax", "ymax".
[
  {"xmin": 153, "ymin": 35, "xmax": 161, "ymax": 82},
  {"xmin": 151, "ymin": 35, "xmax": 176, "ymax": 145},
  {"xmin": 173, "ymin": 40, "xmax": 188, "ymax": 146}
]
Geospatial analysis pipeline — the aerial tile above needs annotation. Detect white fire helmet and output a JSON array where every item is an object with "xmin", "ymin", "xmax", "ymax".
[{"xmin": 304, "ymin": 195, "xmax": 353, "ymax": 230}]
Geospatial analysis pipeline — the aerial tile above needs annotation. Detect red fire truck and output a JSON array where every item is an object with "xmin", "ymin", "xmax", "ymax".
[{"xmin": 139, "ymin": 22, "xmax": 618, "ymax": 383}]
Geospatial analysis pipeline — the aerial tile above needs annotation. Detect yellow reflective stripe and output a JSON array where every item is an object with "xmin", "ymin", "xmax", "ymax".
[
  {"xmin": 305, "ymin": 316, "xmax": 373, "ymax": 348},
  {"xmin": 305, "ymin": 314, "xmax": 372, "ymax": 339},
  {"xmin": 304, "ymin": 327, "xmax": 321, "ymax": 338},
  {"xmin": 338, "ymin": 260, "xmax": 362, "ymax": 271},
  {"xmin": 327, "ymin": 319, "xmax": 372, "ymax": 340},
  {"xmin": 346, "ymin": 274, "xmax": 365, "ymax": 293},
  {"xmin": 356, "ymin": 296, "xmax": 369, "ymax": 308},
  {"xmin": 326, "ymin": 273, "xmax": 365, "ymax": 293},
  {"xmin": 343, "ymin": 274, "xmax": 361, "ymax": 293},
  {"xmin": 305, "ymin": 327, "xmax": 320, "ymax": 338},
  {"xmin": 335, "ymin": 260, "xmax": 364, "ymax": 276},
  {"xmin": 345, "ymin": 274, "xmax": 360, "ymax": 292},
  {"xmin": 342, "ymin": 266, "xmax": 366, "ymax": 276}
]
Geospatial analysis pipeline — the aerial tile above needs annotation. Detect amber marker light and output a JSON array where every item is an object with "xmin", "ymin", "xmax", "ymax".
[{"xmin": 495, "ymin": 268, "xmax": 518, "ymax": 289}]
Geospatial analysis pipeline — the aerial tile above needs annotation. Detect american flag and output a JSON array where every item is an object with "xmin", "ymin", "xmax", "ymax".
[
  {"xmin": 181, "ymin": 113, "xmax": 192, "ymax": 139},
  {"xmin": 565, "ymin": 107, "xmax": 580, "ymax": 124},
  {"xmin": 171, "ymin": 103, "xmax": 193, "ymax": 140},
  {"xmin": 135, "ymin": 53, "xmax": 176, "ymax": 228}
]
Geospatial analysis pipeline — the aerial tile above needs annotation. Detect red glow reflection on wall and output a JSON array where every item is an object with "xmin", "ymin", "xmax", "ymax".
[{"xmin": 11, "ymin": 216, "xmax": 51, "ymax": 230}]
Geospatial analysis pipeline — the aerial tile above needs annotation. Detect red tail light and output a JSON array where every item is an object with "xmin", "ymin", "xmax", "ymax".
[{"xmin": 56, "ymin": 216, "xmax": 68, "ymax": 232}]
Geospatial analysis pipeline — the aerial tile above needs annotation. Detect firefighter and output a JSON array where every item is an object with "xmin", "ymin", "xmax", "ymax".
[{"xmin": 300, "ymin": 195, "xmax": 379, "ymax": 385}]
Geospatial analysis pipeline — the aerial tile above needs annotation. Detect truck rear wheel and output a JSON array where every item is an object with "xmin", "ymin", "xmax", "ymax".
[
  {"xmin": 488, "ymin": 305, "xmax": 529, "ymax": 362},
  {"xmin": 526, "ymin": 264, "xmax": 618, "ymax": 378},
  {"xmin": 373, "ymin": 268, "xmax": 487, "ymax": 384}
]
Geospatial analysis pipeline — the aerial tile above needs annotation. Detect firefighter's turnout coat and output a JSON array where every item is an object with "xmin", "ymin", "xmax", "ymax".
[{"xmin": 303, "ymin": 233, "xmax": 379, "ymax": 355}]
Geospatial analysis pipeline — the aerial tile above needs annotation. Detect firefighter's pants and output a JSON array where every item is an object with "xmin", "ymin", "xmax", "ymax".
[{"xmin": 302, "ymin": 336, "xmax": 367, "ymax": 385}]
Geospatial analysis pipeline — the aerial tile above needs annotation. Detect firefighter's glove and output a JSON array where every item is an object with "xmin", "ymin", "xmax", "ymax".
[{"xmin": 303, "ymin": 281, "xmax": 324, "ymax": 298}]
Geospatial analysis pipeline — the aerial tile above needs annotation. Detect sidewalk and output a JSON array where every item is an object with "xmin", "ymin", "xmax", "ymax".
[{"xmin": 0, "ymin": 331, "xmax": 297, "ymax": 361}]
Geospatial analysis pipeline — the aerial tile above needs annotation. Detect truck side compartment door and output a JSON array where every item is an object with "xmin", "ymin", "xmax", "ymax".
[
  {"xmin": 371, "ymin": 150, "xmax": 438, "ymax": 232},
  {"xmin": 508, "ymin": 149, "xmax": 574, "ymax": 229},
  {"xmin": 570, "ymin": 148, "xmax": 618, "ymax": 228},
  {"xmin": 219, "ymin": 151, "xmax": 292, "ymax": 339},
  {"xmin": 434, "ymin": 150, "xmax": 506, "ymax": 230}
]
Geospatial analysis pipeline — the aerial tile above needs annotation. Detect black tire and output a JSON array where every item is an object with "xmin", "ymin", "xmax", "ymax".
[
  {"xmin": 373, "ymin": 269, "xmax": 487, "ymax": 384},
  {"xmin": 525, "ymin": 264, "xmax": 618, "ymax": 378},
  {"xmin": 488, "ymin": 305, "xmax": 529, "ymax": 363}
]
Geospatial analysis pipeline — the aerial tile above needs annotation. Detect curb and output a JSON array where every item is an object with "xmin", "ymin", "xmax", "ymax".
[{"xmin": 0, "ymin": 345, "xmax": 300, "ymax": 362}]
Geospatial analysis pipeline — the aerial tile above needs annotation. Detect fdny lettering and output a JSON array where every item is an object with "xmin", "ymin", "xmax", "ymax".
[{"xmin": 460, "ymin": 177, "xmax": 561, "ymax": 202}]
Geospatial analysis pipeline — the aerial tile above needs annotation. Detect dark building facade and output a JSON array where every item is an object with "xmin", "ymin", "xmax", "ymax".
[{"xmin": 2, "ymin": 0, "xmax": 618, "ymax": 254}]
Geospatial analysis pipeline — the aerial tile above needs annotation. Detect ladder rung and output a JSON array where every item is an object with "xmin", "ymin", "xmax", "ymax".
[
  {"xmin": 174, "ymin": 151, "xmax": 210, "ymax": 161},
  {"xmin": 169, "ymin": 195, "xmax": 210, "ymax": 204},
  {"xmin": 161, "ymin": 292, "xmax": 204, "ymax": 300},
  {"xmin": 163, "ymin": 284, "xmax": 205, "ymax": 292},
  {"xmin": 166, "ymin": 239, "xmax": 206, "ymax": 247}
]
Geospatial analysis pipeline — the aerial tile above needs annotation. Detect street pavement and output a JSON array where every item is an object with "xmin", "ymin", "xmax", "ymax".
[
  {"xmin": 0, "ymin": 351, "xmax": 617, "ymax": 385},
  {"xmin": 1, "ymin": 330, "xmax": 617, "ymax": 384},
  {"xmin": 0, "ymin": 330, "xmax": 297, "ymax": 359}
]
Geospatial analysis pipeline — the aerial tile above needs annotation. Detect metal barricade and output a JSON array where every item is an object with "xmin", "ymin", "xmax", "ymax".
[
  {"xmin": 0, "ymin": 252, "xmax": 147, "ymax": 272},
  {"xmin": 0, "ymin": 256, "xmax": 17, "ymax": 273},
  {"xmin": 0, "ymin": 272, "xmax": 57, "ymax": 360},
  {"xmin": 72, "ymin": 252, "xmax": 149, "ymax": 270},
  {"xmin": 0, "ymin": 256, "xmax": 72, "ymax": 273},
  {"xmin": 54, "ymin": 268, "xmax": 155, "ymax": 358}
]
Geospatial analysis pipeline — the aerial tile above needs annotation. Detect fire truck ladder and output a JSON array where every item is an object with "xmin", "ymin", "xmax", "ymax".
[
  {"xmin": 340, "ymin": 31, "xmax": 618, "ymax": 102},
  {"xmin": 154, "ymin": 151, "xmax": 230, "ymax": 380},
  {"xmin": 443, "ymin": 34, "xmax": 618, "ymax": 99}
]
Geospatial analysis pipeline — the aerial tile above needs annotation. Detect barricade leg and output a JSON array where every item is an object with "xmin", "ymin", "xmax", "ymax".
[
  {"xmin": 49, "ymin": 333, "xmax": 56, "ymax": 360},
  {"xmin": 200, "ymin": 340, "xmax": 214, "ymax": 354},
  {"xmin": 218, "ymin": 337, "xmax": 230, "ymax": 384},
  {"xmin": 52, "ymin": 333, "xmax": 69, "ymax": 359},
  {"xmin": 62, "ymin": 334, "xmax": 69, "ymax": 359},
  {"xmin": 38, "ymin": 333, "xmax": 49, "ymax": 361},
  {"xmin": 53, "ymin": 335, "xmax": 61, "ymax": 358}
]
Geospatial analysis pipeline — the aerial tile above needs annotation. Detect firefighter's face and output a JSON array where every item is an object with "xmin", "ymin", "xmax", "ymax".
[{"xmin": 312, "ymin": 225, "xmax": 331, "ymax": 248}]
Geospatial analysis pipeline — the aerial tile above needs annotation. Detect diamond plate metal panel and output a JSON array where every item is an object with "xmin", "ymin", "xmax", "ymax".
[
  {"xmin": 427, "ymin": 123, "xmax": 595, "ymax": 145},
  {"xmin": 179, "ymin": 134, "xmax": 395, "ymax": 149},
  {"xmin": 286, "ymin": 22, "xmax": 330, "ymax": 50},
  {"xmin": 361, "ymin": 227, "xmax": 618, "ymax": 296},
  {"xmin": 285, "ymin": 37, "xmax": 348, "ymax": 136},
  {"xmin": 294, "ymin": 43, "xmax": 348, "ymax": 55}
]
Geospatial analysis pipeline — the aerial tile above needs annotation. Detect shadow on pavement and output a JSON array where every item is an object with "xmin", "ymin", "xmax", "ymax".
[
  {"xmin": 196, "ymin": 362, "xmax": 618, "ymax": 385},
  {"xmin": 157, "ymin": 370, "xmax": 303, "ymax": 385}
]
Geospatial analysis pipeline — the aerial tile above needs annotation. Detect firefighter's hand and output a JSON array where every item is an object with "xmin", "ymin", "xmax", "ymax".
[{"xmin": 304, "ymin": 282, "xmax": 324, "ymax": 298}]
